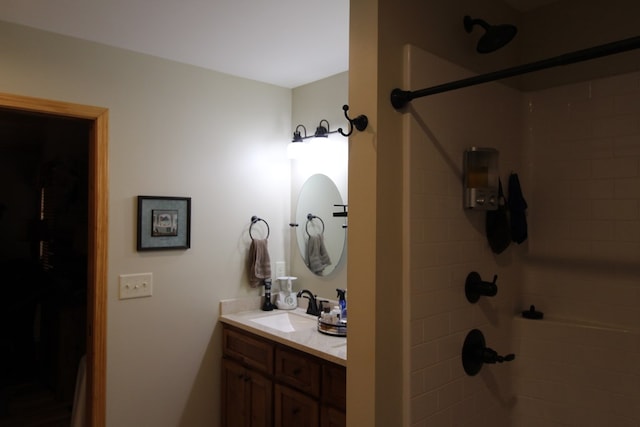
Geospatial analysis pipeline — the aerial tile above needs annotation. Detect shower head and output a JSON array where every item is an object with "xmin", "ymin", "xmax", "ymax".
[{"xmin": 464, "ymin": 15, "xmax": 517, "ymax": 54}]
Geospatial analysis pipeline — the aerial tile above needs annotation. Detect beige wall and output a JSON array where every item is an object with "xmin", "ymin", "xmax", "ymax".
[
  {"xmin": 0, "ymin": 20, "xmax": 292, "ymax": 427},
  {"xmin": 0, "ymin": 19, "xmax": 351, "ymax": 426}
]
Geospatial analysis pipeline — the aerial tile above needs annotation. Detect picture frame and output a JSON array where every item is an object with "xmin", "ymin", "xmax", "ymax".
[{"xmin": 137, "ymin": 196, "xmax": 191, "ymax": 251}]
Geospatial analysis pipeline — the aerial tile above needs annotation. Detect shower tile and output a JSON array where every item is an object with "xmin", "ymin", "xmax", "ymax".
[
  {"xmin": 411, "ymin": 341, "xmax": 438, "ymax": 371},
  {"xmin": 449, "ymin": 308, "xmax": 473, "ymax": 334},
  {"xmin": 592, "ymin": 157, "xmax": 638, "ymax": 178},
  {"xmin": 436, "ymin": 379, "xmax": 463, "ymax": 410},
  {"xmin": 614, "ymin": 91, "xmax": 640, "ymax": 114},
  {"xmin": 436, "ymin": 333, "xmax": 464, "ymax": 362},
  {"xmin": 597, "ymin": 241, "xmax": 640, "ymax": 263},
  {"xmin": 422, "ymin": 312, "xmax": 450, "ymax": 341},
  {"xmin": 410, "ymin": 370, "xmax": 426, "ymax": 396},
  {"xmin": 569, "ymin": 179, "xmax": 615, "ymax": 199},
  {"xmin": 423, "ymin": 360, "xmax": 452, "ymax": 391},
  {"xmin": 423, "ymin": 408, "xmax": 450, "ymax": 427},
  {"xmin": 566, "ymin": 220, "xmax": 614, "ymax": 241},
  {"xmin": 614, "ymin": 177, "xmax": 640, "ymax": 199},
  {"xmin": 615, "ymin": 220, "xmax": 640, "ymax": 241},
  {"xmin": 411, "ymin": 319, "xmax": 425, "ymax": 346},
  {"xmin": 593, "ymin": 199, "xmax": 638, "ymax": 220},
  {"xmin": 591, "ymin": 71, "xmax": 640, "ymax": 98},
  {"xmin": 614, "ymin": 134, "xmax": 640, "ymax": 156},
  {"xmin": 592, "ymin": 114, "xmax": 638, "ymax": 138},
  {"xmin": 449, "ymin": 397, "xmax": 476, "ymax": 427},
  {"xmin": 410, "ymin": 389, "xmax": 438, "ymax": 422}
]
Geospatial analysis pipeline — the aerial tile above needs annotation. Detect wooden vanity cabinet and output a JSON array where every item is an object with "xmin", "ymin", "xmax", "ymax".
[
  {"xmin": 221, "ymin": 358, "xmax": 272, "ymax": 427},
  {"xmin": 222, "ymin": 324, "xmax": 346, "ymax": 427}
]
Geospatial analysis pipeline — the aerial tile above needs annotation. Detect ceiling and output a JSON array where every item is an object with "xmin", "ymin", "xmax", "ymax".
[{"xmin": 0, "ymin": 1, "xmax": 554, "ymax": 89}]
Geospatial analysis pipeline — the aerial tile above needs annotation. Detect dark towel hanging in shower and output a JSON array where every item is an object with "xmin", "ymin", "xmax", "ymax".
[
  {"xmin": 486, "ymin": 179, "xmax": 511, "ymax": 254},
  {"xmin": 508, "ymin": 173, "xmax": 528, "ymax": 244}
]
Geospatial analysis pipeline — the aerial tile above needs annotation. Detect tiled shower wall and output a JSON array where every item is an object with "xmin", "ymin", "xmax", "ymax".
[
  {"xmin": 407, "ymin": 45, "xmax": 639, "ymax": 427},
  {"xmin": 521, "ymin": 71, "xmax": 640, "ymax": 328},
  {"xmin": 515, "ymin": 71, "xmax": 640, "ymax": 426},
  {"xmin": 406, "ymin": 46, "xmax": 524, "ymax": 427}
]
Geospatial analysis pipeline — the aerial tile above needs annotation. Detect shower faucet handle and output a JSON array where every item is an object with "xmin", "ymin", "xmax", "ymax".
[
  {"xmin": 465, "ymin": 271, "xmax": 498, "ymax": 303},
  {"xmin": 483, "ymin": 347, "xmax": 515, "ymax": 364},
  {"xmin": 462, "ymin": 329, "xmax": 516, "ymax": 376}
]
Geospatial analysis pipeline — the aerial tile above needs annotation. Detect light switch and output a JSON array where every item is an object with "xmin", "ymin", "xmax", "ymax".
[
  {"xmin": 119, "ymin": 273, "xmax": 153, "ymax": 299},
  {"xmin": 275, "ymin": 261, "xmax": 286, "ymax": 279}
]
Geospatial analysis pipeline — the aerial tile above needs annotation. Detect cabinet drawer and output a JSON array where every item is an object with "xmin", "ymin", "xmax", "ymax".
[
  {"xmin": 321, "ymin": 363, "xmax": 346, "ymax": 411},
  {"xmin": 275, "ymin": 346, "xmax": 321, "ymax": 397},
  {"xmin": 223, "ymin": 325, "xmax": 274, "ymax": 374},
  {"xmin": 274, "ymin": 383, "xmax": 319, "ymax": 427}
]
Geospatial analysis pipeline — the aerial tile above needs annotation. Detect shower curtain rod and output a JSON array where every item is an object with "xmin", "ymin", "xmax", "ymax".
[{"xmin": 390, "ymin": 35, "xmax": 640, "ymax": 110}]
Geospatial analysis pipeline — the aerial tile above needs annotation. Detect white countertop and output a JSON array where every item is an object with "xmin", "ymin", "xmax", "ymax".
[{"xmin": 219, "ymin": 298, "xmax": 347, "ymax": 366}]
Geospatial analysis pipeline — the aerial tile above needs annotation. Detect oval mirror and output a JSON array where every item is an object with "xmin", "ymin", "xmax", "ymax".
[{"xmin": 295, "ymin": 174, "xmax": 346, "ymax": 276}]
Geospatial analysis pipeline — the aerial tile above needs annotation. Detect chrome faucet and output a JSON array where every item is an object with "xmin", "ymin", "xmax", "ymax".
[{"xmin": 296, "ymin": 289, "xmax": 322, "ymax": 316}]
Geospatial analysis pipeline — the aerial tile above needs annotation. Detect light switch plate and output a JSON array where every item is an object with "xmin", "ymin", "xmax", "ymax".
[
  {"xmin": 275, "ymin": 261, "xmax": 286, "ymax": 279},
  {"xmin": 119, "ymin": 273, "xmax": 153, "ymax": 299}
]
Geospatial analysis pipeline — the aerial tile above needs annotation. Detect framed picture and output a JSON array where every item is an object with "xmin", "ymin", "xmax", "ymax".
[{"xmin": 137, "ymin": 196, "xmax": 191, "ymax": 251}]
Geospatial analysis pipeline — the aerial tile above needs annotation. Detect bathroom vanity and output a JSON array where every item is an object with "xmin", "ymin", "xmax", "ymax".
[{"xmin": 219, "ymin": 300, "xmax": 346, "ymax": 427}]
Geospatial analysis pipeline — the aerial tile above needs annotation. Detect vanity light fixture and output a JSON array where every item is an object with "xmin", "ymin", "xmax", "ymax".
[
  {"xmin": 292, "ymin": 124, "xmax": 310, "ymax": 142},
  {"xmin": 291, "ymin": 120, "xmax": 339, "ymax": 142},
  {"xmin": 314, "ymin": 119, "xmax": 338, "ymax": 138},
  {"xmin": 288, "ymin": 121, "xmax": 336, "ymax": 159},
  {"xmin": 291, "ymin": 105, "xmax": 369, "ymax": 142}
]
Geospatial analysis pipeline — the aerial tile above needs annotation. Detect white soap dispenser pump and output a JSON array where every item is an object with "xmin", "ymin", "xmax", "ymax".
[{"xmin": 276, "ymin": 276, "xmax": 298, "ymax": 310}]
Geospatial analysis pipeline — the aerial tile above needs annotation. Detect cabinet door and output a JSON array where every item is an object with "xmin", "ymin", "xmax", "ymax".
[
  {"xmin": 248, "ymin": 367, "xmax": 273, "ymax": 427},
  {"xmin": 222, "ymin": 358, "xmax": 249, "ymax": 427},
  {"xmin": 321, "ymin": 363, "xmax": 346, "ymax": 411},
  {"xmin": 321, "ymin": 405, "xmax": 346, "ymax": 427},
  {"xmin": 222, "ymin": 358, "xmax": 273, "ymax": 427},
  {"xmin": 274, "ymin": 383, "xmax": 319, "ymax": 427}
]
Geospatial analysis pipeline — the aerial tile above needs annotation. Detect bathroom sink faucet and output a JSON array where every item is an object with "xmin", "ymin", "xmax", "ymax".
[{"xmin": 296, "ymin": 289, "xmax": 322, "ymax": 316}]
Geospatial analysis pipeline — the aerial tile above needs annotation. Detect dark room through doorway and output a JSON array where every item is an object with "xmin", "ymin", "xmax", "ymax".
[{"xmin": 0, "ymin": 107, "xmax": 90, "ymax": 426}]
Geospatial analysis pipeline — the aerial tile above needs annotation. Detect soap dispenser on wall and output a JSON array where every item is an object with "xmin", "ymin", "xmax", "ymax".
[{"xmin": 463, "ymin": 147, "xmax": 499, "ymax": 210}]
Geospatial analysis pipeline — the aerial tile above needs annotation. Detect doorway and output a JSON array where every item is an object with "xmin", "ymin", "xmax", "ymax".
[{"xmin": 0, "ymin": 93, "xmax": 108, "ymax": 427}]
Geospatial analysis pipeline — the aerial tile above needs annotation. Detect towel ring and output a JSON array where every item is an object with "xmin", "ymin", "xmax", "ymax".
[
  {"xmin": 250, "ymin": 216, "xmax": 270, "ymax": 240},
  {"xmin": 305, "ymin": 213, "xmax": 325, "ymax": 237}
]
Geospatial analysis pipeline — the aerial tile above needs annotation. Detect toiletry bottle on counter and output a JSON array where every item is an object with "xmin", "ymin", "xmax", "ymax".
[
  {"xmin": 330, "ymin": 306, "xmax": 341, "ymax": 324},
  {"xmin": 336, "ymin": 288, "xmax": 347, "ymax": 321}
]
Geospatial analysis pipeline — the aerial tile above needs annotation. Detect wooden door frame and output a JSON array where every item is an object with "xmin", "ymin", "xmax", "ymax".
[{"xmin": 0, "ymin": 92, "xmax": 108, "ymax": 427}]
